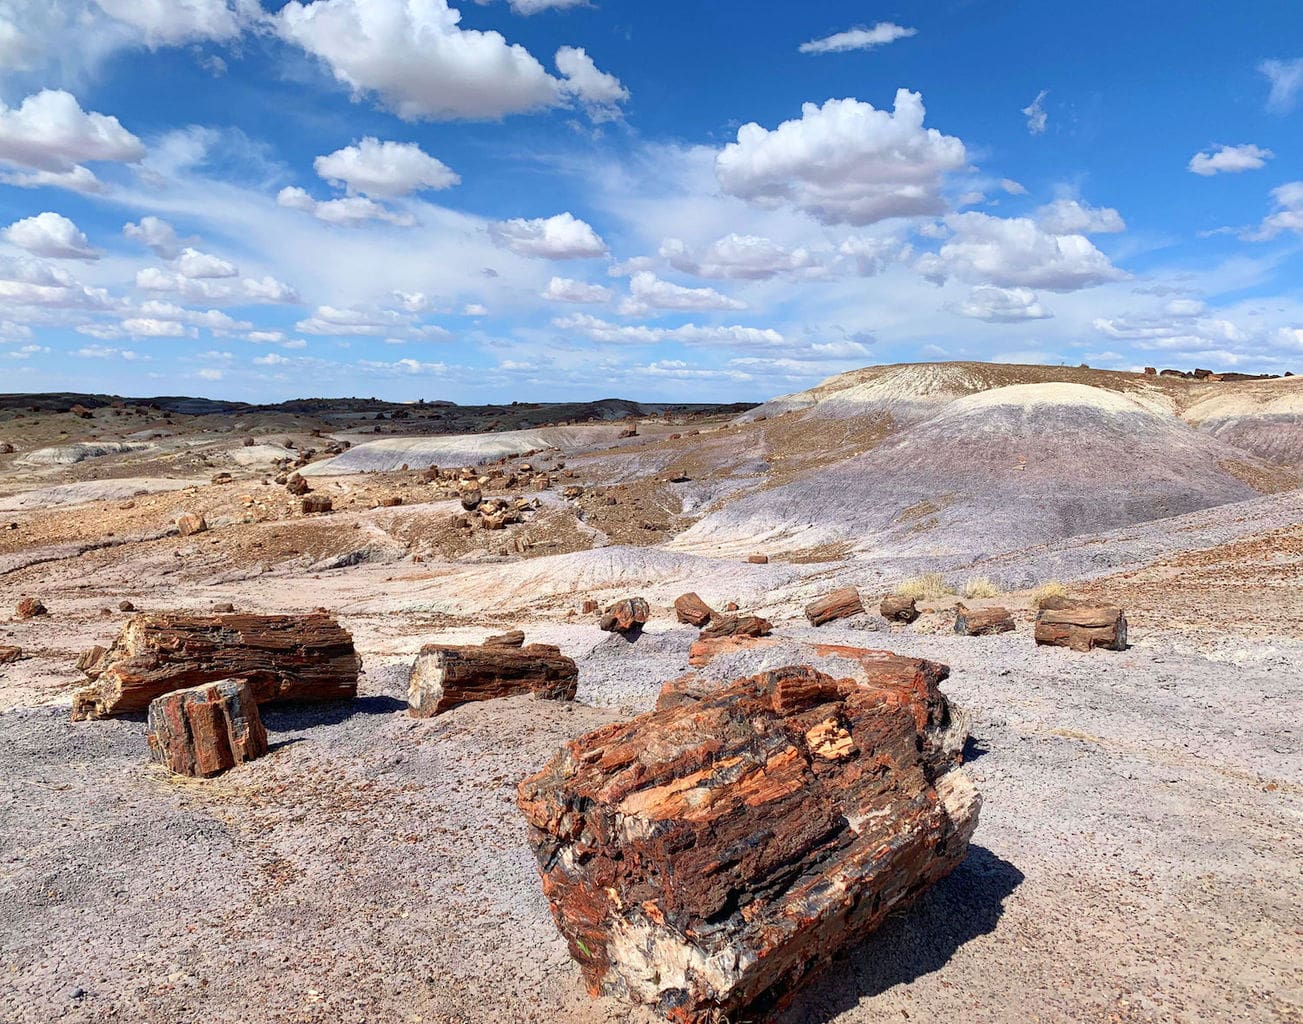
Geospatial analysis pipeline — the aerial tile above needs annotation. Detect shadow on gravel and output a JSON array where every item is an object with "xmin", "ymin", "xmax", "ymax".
[
  {"xmin": 261, "ymin": 695, "xmax": 406, "ymax": 731},
  {"xmin": 962, "ymin": 735, "xmax": 990, "ymax": 762},
  {"xmin": 775, "ymin": 845, "xmax": 1024, "ymax": 1024}
]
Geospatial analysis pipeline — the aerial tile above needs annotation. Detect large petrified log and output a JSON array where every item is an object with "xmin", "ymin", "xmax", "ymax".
[
  {"xmin": 953, "ymin": 604, "xmax": 1014, "ymax": 636},
  {"xmin": 673, "ymin": 592, "xmax": 714, "ymax": 627},
  {"xmin": 880, "ymin": 594, "xmax": 920, "ymax": 623},
  {"xmin": 1035, "ymin": 605, "xmax": 1127, "ymax": 652},
  {"xmin": 71, "ymin": 612, "xmax": 360, "ymax": 720},
  {"xmin": 599, "ymin": 597, "xmax": 649, "ymax": 635},
  {"xmin": 408, "ymin": 643, "xmax": 578, "ymax": 717},
  {"xmin": 804, "ymin": 586, "xmax": 864, "ymax": 626},
  {"xmin": 518, "ymin": 663, "xmax": 981, "ymax": 1023},
  {"xmin": 146, "ymin": 679, "xmax": 268, "ymax": 777}
]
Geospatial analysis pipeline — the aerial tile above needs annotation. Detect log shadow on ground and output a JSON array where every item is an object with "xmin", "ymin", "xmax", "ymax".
[
  {"xmin": 260, "ymin": 694, "xmax": 406, "ymax": 730},
  {"xmin": 775, "ymin": 845, "xmax": 1024, "ymax": 1024}
]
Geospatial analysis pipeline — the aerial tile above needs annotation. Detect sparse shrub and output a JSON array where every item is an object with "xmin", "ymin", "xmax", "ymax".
[
  {"xmin": 962, "ymin": 576, "xmax": 1001, "ymax": 599},
  {"xmin": 894, "ymin": 572, "xmax": 953, "ymax": 600},
  {"xmin": 1030, "ymin": 580, "xmax": 1069, "ymax": 608}
]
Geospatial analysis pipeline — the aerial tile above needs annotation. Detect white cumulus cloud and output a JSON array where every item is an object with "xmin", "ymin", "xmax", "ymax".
[
  {"xmin": 0, "ymin": 89, "xmax": 144, "ymax": 192},
  {"xmin": 660, "ymin": 234, "xmax": 817, "ymax": 280},
  {"xmin": 1034, "ymin": 198, "xmax": 1126, "ymax": 234},
  {"xmin": 555, "ymin": 45, "xmax": 628, "ymax": 122},
  {"xmin": 3, "ymin": 211, "xmax": 98, "ymax": 260},
  {"xmin": 91, "ymin": 0, "xmax": 256, "ymax": 47},
  {"xmin": 276, "ymin": 185, "xmax": 416, "ymax": 227},
  {"xmin": 313, "ymin": 137, "xmax": 459, "ymax": 197},
  {"xmin": 619, "ymin": 271, "xmax": 746, "ymax": 315},
  {"xmin": 1021, "ymin": 90, "xmax": 1048, "ymax": 134},
  {"xmin": 1187, "ymin": 143, "xmax": 1274, "ymax": 176},
  {"xmin": 176, "ymin": 246, "xmax": 238, "ymax": 279},
  {"xmin": 123, "ymin": 216, "xmax": 181, "ymax": 257},
  {"xmin": 490, "ymin": 212, "xmax": 607, "ymax": 259},
  {"xmin": 715, "ymin": 91, "xmax": 967, "ymax": 226},
  {"xmin": 1259, "ymin": 57, "xmax": 1303, "ymax": 114},
  {"xmin": 543, "ymin": 276, "xmax": 613, "ymax": 303},
  {"xmin": 956, "ymin": 285, "xmax": 1052, "ymax": 322}
]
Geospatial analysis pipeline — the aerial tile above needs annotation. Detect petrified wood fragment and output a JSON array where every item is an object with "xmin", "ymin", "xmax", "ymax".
[
  {"xmin": 301, "ymin": 494, "xmax": 332, "ymax": 514},
  {"xmin": 953, "ymin": 604, "xmax": 1015, "ymax": 636},
  {"xmin": 1034, "ymin": 605, "xmax": 1127, "ymax": 652},
  {"xmin": 175, "ymin": 513, "xmax": 207, "ymax": 537},
  {"xmin": 15, "ymin": 597, "xmax": 46, "ymax": 618},
  {"xmin": 880, "ymin": 594, "xmax": 920, "ymax": 623},
  {"xmin": 699, "ymin": 612, "xmax": 771, "ymax": 639},
  {"xmin": 518, "ymin": 663, "xmax": 981, "ymax": 1023},
  {"xmin": 805, "ymin": 586, "xmax": 864, "ymax": 626},
  {"xmin": 146, "ymin": 679, "xmax": 268, "ymax": 778},
  {"xmin": 0, "ymin": 645, "xmax": 21, "ymax": 664},
  {"xmin": 673, "ymin": 592, "xmax": 714, "ymax": 628},
  {"xmin": 483, "ymin": 629, "xmax": 526, "ymax": 648},
  {"xmin": 71, "ymin": 612, "xmax": 360, "ymax": 720},
  {"xmin": 599, "ymin": 597, "xmax": 649, "ymax": 634},
  {"xmin": 407, "ymin": 643, "xmax": 578, "ymax": 717}
]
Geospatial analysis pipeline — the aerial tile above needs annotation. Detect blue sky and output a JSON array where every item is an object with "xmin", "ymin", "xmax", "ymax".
[{"xmin": 0, "ymin": 0, "xmax": 1300, "ymax": 403}]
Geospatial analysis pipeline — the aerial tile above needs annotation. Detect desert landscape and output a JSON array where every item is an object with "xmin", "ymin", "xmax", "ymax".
[{"xmin": 1, "ymin": 360, "xmax": 1300, "ymax": 1023}]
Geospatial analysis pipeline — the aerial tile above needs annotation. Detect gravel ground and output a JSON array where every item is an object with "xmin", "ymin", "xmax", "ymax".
[{"xmin": 2, "ymin": 615, "xmax": 1300, "ymax": 1024}]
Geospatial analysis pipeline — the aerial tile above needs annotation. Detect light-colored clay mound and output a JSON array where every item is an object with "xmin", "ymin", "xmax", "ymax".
[
  {"xmin": 676, "ymin": 382, "xmax": 1273, "ymax": 559},
  {"xmin": 16, "ymin": 442, "xmax": 152, "ymax": 467},
  {"xmin": 1180, "ymin": 378, "xmax": 1303, "ymax": 465},
  {"xmin": 0, "ymin": 477, "xmax": 196, "ymax": 511},
  {"xmin": 301, "ymin": 424, "xmax": 632, "ymax": 475}
]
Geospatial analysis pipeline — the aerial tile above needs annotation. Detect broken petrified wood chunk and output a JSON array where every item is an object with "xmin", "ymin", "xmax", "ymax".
[
  {"xmin": 0, "ymin": 645, "xmax": 21, "ymax": 664},
  {"xmin": 1034, "ymin": 605, "xmax": 1127, "ymax": 652},
  {"xmin": 175, "ymin": 513, "xmax": 207, "ymax": 537},
  {"xmin": 880, "ymin": 594, "xmax": 920, "ymax": 623},
  {"xmin": 805, "ymin": 586, "xmax": 865, "ymax": 626},
  {"xmin": 301, "ymin": 494, "xmax": 332, "ymax": 514},
  {"xmin": 407, "ymin": 643, "xmax": 578, "ymax": 716},
  {"xmin": 673, "ymin": 592, "xmax": 714, "ymax": 627},
  {"xmin": 954, "ymin": 604, "xmax": 1015, "ymax": 636},
  {"xmin": 483, "ymin": 629, "xmax": 526, "ymax": 648},
  {"xmin": 146, "ymin": 679, "xmax": 268, "ymax": 778},
  {"xmin": 699, "ymin": 612, "xmax": 772, "ymax": 639},
  {"xmin": 747, "ymin": 553, "xmax": 769, "ymax": 564},
  {"xmin": 15, "ymin": 597, "xmax": 46, "ymax": 618},
  {"xmin": 517, "ymin": 663, "xmax": 981, "ymax": 1023},
  {"xmin": 70, "ymin": 612, "xmax": 360, "ymax": 721},
  {"xmin": 599, "ymin": 597, "xmax": 649, "ymax": 635}
]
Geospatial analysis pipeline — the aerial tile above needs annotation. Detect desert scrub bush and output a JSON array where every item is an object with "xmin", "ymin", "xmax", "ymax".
[
  {"xmin": 1030, "ymin": 580, "xmax": 1068, "ymax": 607},
  {"xmin": 962, "ymin": 576, "xmax": 1001, "ymax": 599},
  {"xmin": 894, "ymin": 572, "xmax": 953, "ymax": 600}
]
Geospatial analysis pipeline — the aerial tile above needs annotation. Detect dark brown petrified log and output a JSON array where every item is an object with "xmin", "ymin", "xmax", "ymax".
[
  {"xmin": 953, "ymin": 604, "xmax": 1015, "ymax": 636},
  {"xmin": 599, "ymin": 597, "xmax": 649, "ymax": 634},
  {"xmin": 699, "ymin": 612, "xmax": 772, "ymax": 639},
  {"xmin": 517, "ymin": 662, "xmax": 980, "ymax": 1023},
  {"xmin": 880, "ymin": 594, "xmax": 920, "ymax": 623},
  {"xmin": 804, "ymin": 586, "xmax": 864, "ymax": 625},
  {"xmin": 407, "ymin": 643, "xmax": 578, "ymax": 717},
  {"xmin": 1034, "ymin": 605, "xmax": 1127, "ymax": 651},
  {"xmin": 146, "ymin": 679, "xmax": 268, "ymax": 777},
  {"xmin": 71, "ymin": 612, "xmax": 360, "ymax": 720},
  {"xmin": 483, "ymin": 629, "xmax": 526, "ymax": 648},
  {"xmin": 673, "ymin": 592, "xmax": 714, "ymax": 627}
]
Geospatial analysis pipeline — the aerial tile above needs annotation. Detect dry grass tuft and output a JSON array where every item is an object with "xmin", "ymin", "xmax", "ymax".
[
  {"xmin": 894, "ymin": 572, "xmax": 953, "ymax": 600},
  {"xmin": 1030, "ymin": 580, "xmax": 1069, "ymax": 607},
  {"xmin": 962, "ymin": 576, "xmax": 1001, "ymax": 599}
]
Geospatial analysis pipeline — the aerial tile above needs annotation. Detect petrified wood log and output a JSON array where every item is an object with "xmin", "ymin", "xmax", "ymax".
[
  {"xmin": 484, "ymin": 629, "xmax": 526, "ymax": 648},
  {"xmin": 146, "ymin": 679, "xmax": 268, "ymax": 778},
  {"xmin": 518, "ymin": 664, "xmax": 981, "ymax": 1023},
  {"xmin": 15, "ymin": 597, "xmax": 46, "ymax": 618},
  {"xmin": 175, "ymin": 513, "xmax": 207, "ymax": 537},
  {"xmin": 880, "ymin": 594, "xmax": 920, "ymax": 623},
  {"xmin": 1035, "ymin": 605, "xmax": 1127, "ymax": 652},
  {"xmin": 71, "ymin": 612, "xmax": 360, "ymax": 720},
  {"xmin": 805, "ymin": 586, "xmax": 864, "ymax": 626},
  {"xmin": 301, "ymin": 494, "xmax": 332, "ymax": 514},
  {"xmin": 0, "ymin": 645, "xmax": 21, "ymax": 664},
  {"xmin": 673, "ymin": 592, "xmax": 714, "ymax": 628},
  {"xmin": 699, "ymin": 612, "xmax": 771, "ymax": 639},
  {"xmin": 408, "ymin": 643, "xmax": 578, "ymax": 716},
  {"xmin": 599, "ymin": 597, "xmax": 649, "ymax": 634},
  {"xmin": 953, "ymin": 604, "xmax": 1014, "ymax": 636}
]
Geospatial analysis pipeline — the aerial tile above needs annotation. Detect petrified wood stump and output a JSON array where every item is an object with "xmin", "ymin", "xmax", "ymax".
[
  {"xmin": 518, "ymin": 663, "xmax": 981, "ymax": 1023},
  {"xmin": 805, "ymin": 586, "xmax": 864, "ymax": 626},
  {"xmin": 408, "ymin": 643, "xmax": 578, "ymax": 717},
  {"xmin": 1035, "ymin": 605, "xmax": 1127, "ymax": 652},
  {"xmin": 673, "ymin": 592, "xmax": 714, "ymax": 628},
  {"xmin": 954, "ymin": 604, "xmax": 1014, "ymax": 636},
  {"xmin": 599, "ymin": 597, "xmax": 649, "ymax": 634},
  {"xmin": 880, "ymin": 594, "xmax": 920, "ymax": 623},
  {"xmin": 301, "ymin": 495, "xmax": 332, "ymax": 514},
  {"xmin": 71, "ymin": 612, "xmax": 360, "ymax": 720},
  {"xmin": 146, "ymin": 679, "xmax": 268, "ymax": 777}
]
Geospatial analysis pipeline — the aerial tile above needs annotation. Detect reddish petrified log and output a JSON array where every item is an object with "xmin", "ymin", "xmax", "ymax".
[
  {"xmin": 407, "ymin": 643, "xmax": 578, "ymax": 716},
  {"xmin": 880, "ymin": 594, "xmax": 920, "ymax": 623},
  {"xmin": 1034, "ymin": 605, "xmax": 1127, "ymax": 652},
  {"xmin": 599, "ymin": 598, "xmax": 649, "ymax": 634},
  {"xmin": 483, "ymin": 629, "xmax": 526, "ymax": 648},
  {"xmin": 15, "ymin": 597, "xmax": 46, "ymax": 618},
  {"xmin": 747, "ymin": 553, "xmax": 769, "ymax": 564},
  {"xmin": 175, "ymin": 513, "xmax": 207, "ymax": 537},
  {"xmin": 699, "ymin": 612, "xmax": 771, "ymax": 639},
  {"xmin": 953, "ymin": 604, "xmax": 1014, "ymax": 636},
  {"xmin": 673, "ymin": 592, "xmax": 714, "ymax": 628},
  {"xmin": 804, "ymin": 586, "xmax": 864, "ymax": 626},
  {"xmin": 301, "ymin": 495, "xmax": 332, "ymax": 514},
  {"xmin": 518, "ymin": 663, "xmax": 980, "ymax": 1023},
  {"xmin": 146, "ymin": 679, "xmax": 268, "ymax": 777},
  {"xmin": 71, "ymin": 612, "xmax": 360, "ymax": 720}
]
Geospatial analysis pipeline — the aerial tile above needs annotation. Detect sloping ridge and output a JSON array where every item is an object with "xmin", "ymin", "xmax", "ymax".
[
  {"xmin": 677, "ymin": 382, "xmax": 1271, "ymax": 559},
  {"xmin": 1180, "ymin": 377, "xmax": 1303, "ymax": 466}
]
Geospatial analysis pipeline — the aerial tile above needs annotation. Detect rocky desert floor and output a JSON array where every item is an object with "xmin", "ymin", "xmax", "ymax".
[{"xmin": 1, "ymin": 363, "xmax": 1300, "ymax": 1024}]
